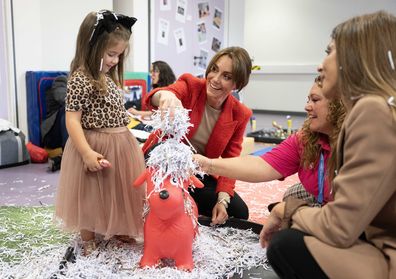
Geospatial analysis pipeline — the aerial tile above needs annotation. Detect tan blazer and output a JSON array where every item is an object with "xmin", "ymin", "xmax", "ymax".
[{"xmin": 290, "ymin": 95, "xmax": 396, "ymax": 279}]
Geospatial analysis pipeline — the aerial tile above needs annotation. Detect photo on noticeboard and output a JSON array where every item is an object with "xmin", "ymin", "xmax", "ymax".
[
  {"xmin": 176, "ymin": 0, "xmax": 187, "ymax": 23},
  {"xmin": 198, "ymin": 49, "xmax": 209, "ymax": 69},
  {"xmin": 211, "ymin": 37, "xmax": 221, "ymax": 52},
  {"xmin": 197, "ymin": 22, "xmax": 207, "ymax": 43},
  {"xmin": 160, "ymin": 0, "xmax": 171, "ymax": 11},
  {"xmin": 198, "ymin": 2, "xmax": 210, "ymax": 19},
  {"xmin": 213, "ymin": 7, "xmax": 222, "ymax": 29}
]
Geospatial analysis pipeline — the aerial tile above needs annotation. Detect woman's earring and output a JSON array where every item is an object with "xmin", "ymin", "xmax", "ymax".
[
  {"xmin": 339, "ymin": 66, "xmax": 343, "ymax": 71},
  {"xmin": 99, "ymin": 58, "xmax": 104, "ymax": 71}
]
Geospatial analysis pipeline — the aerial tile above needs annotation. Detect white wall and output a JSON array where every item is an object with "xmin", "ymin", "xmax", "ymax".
[
  {"xmin": 10, "ymin": 0, "xmax": 113, "ymax": 134},
  {"xmin": 243, "ymin": 0, "xmax": 396, "ymax": 112},
  {"xmin": 113, "ymin": 0, "xmax": 149, "ymax": 72}
]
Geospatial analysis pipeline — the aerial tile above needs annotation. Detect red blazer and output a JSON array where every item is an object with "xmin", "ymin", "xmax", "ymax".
[{"xmin": 143, "ymin": 73, "xmax": 252, "ymax": 196}]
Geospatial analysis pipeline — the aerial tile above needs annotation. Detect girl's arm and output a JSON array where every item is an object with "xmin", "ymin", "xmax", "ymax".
[
  {"xmin": 194, "ymin": 154, "xmax": 282, "ymax": 183},
  {"xmin": 66, "ymin": 111, "xmax": 104, "ymax": 172}
]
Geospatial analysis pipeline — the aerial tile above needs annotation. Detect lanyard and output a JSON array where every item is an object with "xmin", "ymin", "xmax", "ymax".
[{"xmin": 317, "ymin": 151, "xmax": 325, "ymax": 204}]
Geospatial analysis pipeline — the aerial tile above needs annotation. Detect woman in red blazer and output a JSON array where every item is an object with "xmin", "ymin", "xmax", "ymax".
[{"xmin": 142, "ymin": 47, "xmax": 252, "ymax": 226}]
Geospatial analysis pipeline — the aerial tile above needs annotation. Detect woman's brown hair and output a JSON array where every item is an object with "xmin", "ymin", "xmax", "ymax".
[
  {"xmin": 332, "ymin": 10, "xmax": 396, "ymax": 118},
  {"xmin": 205, "ymin": 46, "xmax": 252, "ymax": 92}
]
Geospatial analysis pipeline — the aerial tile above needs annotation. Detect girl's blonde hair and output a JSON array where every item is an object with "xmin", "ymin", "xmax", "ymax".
[{"xmin": 70, "ymin": 11, "xmax": 132, "ymax": 94}]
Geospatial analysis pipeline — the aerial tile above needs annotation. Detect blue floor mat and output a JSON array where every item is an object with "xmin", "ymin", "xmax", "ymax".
[{"xmin": 251, "ymin": 146, "xmax": 273, "ymax": 156}]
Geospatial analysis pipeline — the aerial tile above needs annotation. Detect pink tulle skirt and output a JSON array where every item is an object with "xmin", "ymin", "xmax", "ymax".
[{"xmin": 55, "ymin": 127, "xmax": 146, "ymax": 240}]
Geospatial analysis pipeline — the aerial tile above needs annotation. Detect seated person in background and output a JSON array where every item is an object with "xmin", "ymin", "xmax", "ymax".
[
  {"xmin": 194, "ymin": 80, "xmax": 345, "ymax": 207},
  {"xmin": 41, "ymin": 75, "xmax": 69, "ymax": 171},
  {"xmin": 41, "ymin": 75, "xmax": 68, "ymax": 150},
  {"xmin": 40, "ymin": 75, "xmax": 69, "ymax": 171},
  {"xmin": 126, "ymin": 60, "xmax": 176, "ymax": 118},
  {"xmin": 142, "ymin": 46, "xmax": 253, "ymax": 226}
]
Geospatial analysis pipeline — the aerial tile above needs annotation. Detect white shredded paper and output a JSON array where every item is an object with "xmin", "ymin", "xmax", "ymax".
[
  {"xmin": 0, "ymin": 224, "xmax": 267, "ymax": 279},
  {"xmin": 145, "ymin": 108, "xmax": 205, "ymax": 191}
]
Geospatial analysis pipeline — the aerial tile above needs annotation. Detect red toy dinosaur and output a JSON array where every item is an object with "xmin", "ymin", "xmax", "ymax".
[{"xmin": 134, "ymin": 168, "xmax": 204, "ymax": 271}]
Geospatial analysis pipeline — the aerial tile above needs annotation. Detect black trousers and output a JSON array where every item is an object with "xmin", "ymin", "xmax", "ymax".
[
  {"xmin": 267, "ymin": 228, "xmax": 328, "ymax": 279},
  {"xmin": 189, "ymin": 175, "xmax": 249, "ymax": 220},
  {"xmin": 43, "ymin": 107, "xmax": 68, "ymax": 149}
]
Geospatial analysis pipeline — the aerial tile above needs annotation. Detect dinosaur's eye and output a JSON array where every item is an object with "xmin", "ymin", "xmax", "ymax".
[
  {"xmin": 159, "ymin": 189, "xmax": 169, "ymax": 199},
  {"xmin": 170, "ymin": 177, "xmax": 178, "ymax": 186}
]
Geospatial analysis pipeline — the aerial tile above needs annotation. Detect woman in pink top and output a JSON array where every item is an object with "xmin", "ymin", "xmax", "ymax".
[{"xmin": 194, "ymin": 81, "xmax": 345, "ymax": 205}]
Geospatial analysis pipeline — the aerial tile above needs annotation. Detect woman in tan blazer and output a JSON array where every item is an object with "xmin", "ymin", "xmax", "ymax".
[{"xmin": 262, "ymin": 11, "xmax": 396, "ymax": 279}]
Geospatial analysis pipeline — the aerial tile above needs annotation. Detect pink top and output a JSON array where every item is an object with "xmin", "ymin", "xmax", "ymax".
[{"xmin": 261, "ymin": 133, "xmax": 332, "ymax": 203}]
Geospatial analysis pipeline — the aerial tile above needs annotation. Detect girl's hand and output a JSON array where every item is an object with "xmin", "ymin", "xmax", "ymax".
[
  {"xmin": 193, "ymin": 154, "xmax": 212, "ymax": 173},
  {"xmin": 82, "ymin": 150, "xmax": 105, "ymax": 172},
  {"xmin": 259, "ymin": 202, "xmax": 285, "ymax": 248}
]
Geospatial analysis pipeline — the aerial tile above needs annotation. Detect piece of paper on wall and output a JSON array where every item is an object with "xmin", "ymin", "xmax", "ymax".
[
  {"xmin": 198, "ymin": 2, "xmax": 210, "ymax": 19},
  {"xmin": 174, "ymin": 28, "xmax": 187, "ymax": 53},
  {"xmin": 213, "ymin": 7, "xmax": 223, "ymax": 29},
  {"xmin": 157, "ymin": 18, "xmax": 170, "ymax": 45},
  {"xmin": 197, "ymin": 22, "xmax": 207, "ymax": 43},
  {"xmin": 160, "ymin": 0, "xmax": 171, "ymax": 11},
  {"xmin": 198, "ymin": 49, "xmax": 208, "ymax": 69},
  {"xmin": 176, "ymin": 0, "xmax": 187, "ymax": 23},
  {"xmin": 211, "ymin": 37, "xmax": 221, "ymax": 52}
]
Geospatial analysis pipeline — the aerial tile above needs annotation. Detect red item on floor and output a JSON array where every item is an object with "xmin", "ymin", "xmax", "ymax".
[{"xmin": 26, "ymin": 141, "xmax": 48, "ymax": 163}]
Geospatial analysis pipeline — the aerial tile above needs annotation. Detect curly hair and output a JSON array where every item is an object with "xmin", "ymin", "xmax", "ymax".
[{"xmin": 299, "ymin": 95, "xmax": 346, "ymax": 180}]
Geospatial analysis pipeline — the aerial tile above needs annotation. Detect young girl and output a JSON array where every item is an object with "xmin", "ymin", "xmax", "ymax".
[{"xmin": 55, "ymin": 10, "xmax": 146, "ymax": 255}]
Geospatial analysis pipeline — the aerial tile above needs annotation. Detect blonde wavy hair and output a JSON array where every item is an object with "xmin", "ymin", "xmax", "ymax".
[{"xmin": 70, "ymin": 11, "xmax": 131, "ymax": 94}]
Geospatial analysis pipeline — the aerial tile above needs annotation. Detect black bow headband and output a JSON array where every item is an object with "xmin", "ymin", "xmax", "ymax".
[{"xmin": 89, "ymin": 10, "xmax": 137, "ymax": 46}]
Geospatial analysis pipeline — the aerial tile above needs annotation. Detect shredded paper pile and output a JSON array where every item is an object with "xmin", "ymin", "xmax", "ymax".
[
  {"xmin": 0, "ymin": 206, "xmax": 267, "ymax": 278},
  {"xmin": 145, "ymin": 108, "xmax": 205, "ymax": 190},
  {"xmin": 0, "ymin": 108, "xmax": 268, "ymax": 278}
]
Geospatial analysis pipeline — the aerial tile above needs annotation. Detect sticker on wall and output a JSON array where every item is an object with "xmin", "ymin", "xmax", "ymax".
[
  {"xmin": 213, "ymin": 7, "xmax": 223, "ymax": 29},
  {"xmin": 176, "ymin": 0, "xmax": 187, "ymax": 23},
  {"xmin": 211, "ymin": 37, "xmax": 221, "ymax": 52},
  {"xmin": 160, "ymin": 0, "xmax": 171, "ymax": 11},
  {"xmin": 197, "ymin": 22, "xmax": 207, "ymax": 43},
  {"xmin": 174, "ymin": 28, "xmax": 187, "ymax": 53},
  {"xmin": 198, "ymin": 2, "xmax": 210, "ymax": 19},
  {"xmin": 157, "ymin": 18, "xmax": 170, "ymax": 45}
]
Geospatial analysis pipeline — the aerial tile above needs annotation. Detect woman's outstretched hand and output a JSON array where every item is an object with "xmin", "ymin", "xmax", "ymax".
[
  {"xmin": 157, "ymin": 90, "xmax": 183, "ymax": 116},
  {"xmin": 193, "ymin": 154, "xmax": 213, "ymax": 174}
]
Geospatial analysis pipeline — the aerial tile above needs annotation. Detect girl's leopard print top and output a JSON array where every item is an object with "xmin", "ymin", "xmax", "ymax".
[{"xmin": 66, "ymin": 70, "xmax": 129, "ymax": 129}]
